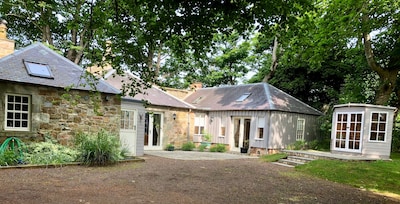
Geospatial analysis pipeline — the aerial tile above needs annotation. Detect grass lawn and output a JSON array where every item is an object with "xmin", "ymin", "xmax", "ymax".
[{"xmin": 296, "ymin": 152, "xmax": 400, "ymax": 196}]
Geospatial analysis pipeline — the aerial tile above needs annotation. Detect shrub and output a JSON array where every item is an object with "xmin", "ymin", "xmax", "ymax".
[
  {"xmin": 74, "ymin": 130, "xmax": 122, "ymax": 166},
  {"xmin": 24, "ymin": 139, "xmax": 79, "ymax": 165},
  {"xmin": 181, "ymin": 142, "xmax": 195, "ymax": 151},
  {"xmin": 166, "ymin": 144, "xmax": 175, "ymax": 151},
  {"xmin": 198, "ymin": 144, "xmax": 208, "ymax": 152},
  {"xmin": 210, "ymin": 144, "xmax": 226, "ymax": 152},
  {"xmin": 288, "ymin": 140, "xmax": 307, "ymax": 150},
  {"xmin": 0, "ymin": 150, "xmax": 19, "ymax": 166}
]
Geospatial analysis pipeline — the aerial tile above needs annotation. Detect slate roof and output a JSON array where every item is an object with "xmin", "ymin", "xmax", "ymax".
[
  {"xmin": 104, "ymin": 70, "xmax": 194, "ymax": 109},
  {"xmin": 0, "ymin": 43, "xmax": 119, "ymax": 94},
  {"xmin": 184, "ymin": 83, "xmax": 322, "ymax": 115}
]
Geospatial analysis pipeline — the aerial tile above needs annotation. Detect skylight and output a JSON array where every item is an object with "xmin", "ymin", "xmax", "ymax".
[
  {"xmin": 24, "ymin": 61, "xmax": 54, "ymax": 79},
  {"xmin": 192, "ymin": 96, "xmax": 203, "ymax": 104},
  {"xmin": 236, "ymin": 93, "xmax": 251, "ymax": 102}
]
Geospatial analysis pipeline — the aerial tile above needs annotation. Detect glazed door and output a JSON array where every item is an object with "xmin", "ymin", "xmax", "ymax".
[
  {"xmin": 333, "ymin": 112, "xmax": 363, "ymax": 152},
  {"xmin": 120, "ymin": 109, "xmax": 137, "ymax": 156},
  {"xmin": 144, "ymin": 112, "xmax": 163, "ymax": 150},
  {"xmin": 232, "ymin": 117, "xmax": 251, "ymax": 151}
]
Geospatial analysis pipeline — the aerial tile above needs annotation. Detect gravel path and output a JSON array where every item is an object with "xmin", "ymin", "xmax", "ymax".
[{"xmin": 0, "ymin": 155, "xmax": 398, "ymax": 204}]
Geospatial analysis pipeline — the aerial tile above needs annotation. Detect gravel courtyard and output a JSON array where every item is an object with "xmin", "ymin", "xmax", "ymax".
[{"xmin": 0, "ymin": 153, "xmax": 398, "ymax": 204}]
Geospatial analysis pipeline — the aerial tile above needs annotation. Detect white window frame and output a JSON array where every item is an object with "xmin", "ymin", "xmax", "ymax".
[
  {"xmin": 369, "ymin": 112, "xmax": 388, "ymax": 142},
  {"xmin": 194, "ymin": 113, "xmax": 206, "ymax": 135},
  {"xmin": 120, "ymin": 109, "xmax": 136, "ymax": 131},
  {"xmin": 5, "ymin": 94, "xmax": 31, "ymax": 131},
  {"xmin": 296, "ymin": 118, "xmax": 305, "ymax": 141},
  {"xmin": 256, "ymin": 117, "xmax": 265, "ymax": 140}
]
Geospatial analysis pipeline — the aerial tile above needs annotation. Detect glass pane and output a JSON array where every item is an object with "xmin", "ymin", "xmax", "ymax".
[
  {"xmin": 7, "ymin": 120, "xmax": 13, "ymax": 127},
  {"xmin": 22, "ymin": 105, "xmax": 28, "ymax": 111},
  {"xmin": 351, "ymin": 114, "xmax": 355, "ymax": 122},
  {"xmin": 22, "ymin": 121, "xmax": 28, "ymax": 127},
  {"xmin": 221, "ymin": 127, "xmax": 226, "ymax": 136},
  {"xmin": 379, "ymin": 123, "xmax": 385, "ymax": 131},
  {"xmin": 349, "ymin": 132, "xmax": 354, "ymax": 140},
  {"xmin": 22, "ymin": 97, "xmax": 29, "ymax": 103},
  {"xmin": 356, "ymin": 114, "xmax": 362, "ymax": 121},
  {"xmin": 372, "ymin": 113, "xmax": 378, "ymax": 121},
  {"xmin": 355, "ymin": 142, "xmax": 360, "ymax": 149},
  {"xmin": 336, "ymin": 124, "xmax": 341, "ymax": 130},
  {"xmin": 378, "ymin": 133, "xmax": 385, "ymax": 141},
  {"xmin": 7, "ymin": 103, "xmax": 13, "ymax": 110},
  {"xmin": 338, "ymin": 114, "xmax": 342, "ymax": 121},
  {"xmin": 336, "ymin": 132, "xmax": 341, "ymax": 139},
  {"xmin": 15, "ymin": 96, "xmax": 21, "ymax": 102},
  {"xmin": 355, "ymin": 132, "xmax": 360, "ymax": 140},
  {"xmin": 350, "ymin": 123, "xmax": 355, "ymax": 131},
  {"xmin": 370, "ymin": 132, "xmax": 377, "ymax": 140},
  {"xmin": 200, "ymin": 127, "xmax": 204, "ymax": 134},
  {"xmin": 349, "ymin": 141, "xmax": 354, "ymax": 149},
  {"xmin": 340, "ymin": 141, "xmax": 345, "ymax": 148},
  {"xmin": 342, "ymin": 123, "xmax": 347, "ymax": 130},
  {"xmin": 371, "ymin": 123, "xmax": 377, "ymax": 131},
  {"xmin": 15, "ymin": 113, "xmax": 21, "ymax": 119},
  {"xmin": 356, "ymin": 123, "xmax": 361, "ymax": 131},
  {"xmin": 15, "ymin": 104, "xmax": 21, "ymax": 110},
  {"xmin": 341, "ymin": 132, "xmax": 346, "ymax": 139},
  {"xmin": 194, "ymin": 126, "xmax": 199, "ymax": 134},
  {"xmin": 15, "ymin": 121, "xmax": 21, "ymax": 127},
  {"xmin": 335, "ymin": 140, "xmax": 340, "ymax": 148},
  {"xmin": 380, "ymin": 113, "xmax": 386, "ymax": 121},
  {"xmin": 258, "ymin": 128, "xmax": 264, "ymax": 139},
  {"xmin": 7, "ymin": 112, "xmax": 13, "ymax": 119},
  {"xmin": 8, "ymin": 95, "xmax": 14, "ymax": 102}
]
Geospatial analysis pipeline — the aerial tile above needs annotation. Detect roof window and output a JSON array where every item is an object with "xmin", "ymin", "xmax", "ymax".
[
  {"xmin": 236, "ymin": 93, "xmax": 251, "ymax": 102},
  {"xmin": 192, "ymin": 96, "xmax": 203, "ymax": 104},
  {"xmin": 24, "ymin": 60, "xmax": 54, "ymax": 79}
]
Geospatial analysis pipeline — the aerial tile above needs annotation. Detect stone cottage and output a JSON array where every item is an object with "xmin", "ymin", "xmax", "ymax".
[{"xmin": 0, "ymin": 21, "xmax": 120, "ymax": 144}]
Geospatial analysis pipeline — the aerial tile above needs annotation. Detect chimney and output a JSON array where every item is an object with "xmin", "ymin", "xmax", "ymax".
[
  {"xmin": 0, "ymin": 19, "xmax": 15, "ymax": 58},
  {"xmin": 190, "ymin": 82, "xmax": 203, "ymax": 90}
]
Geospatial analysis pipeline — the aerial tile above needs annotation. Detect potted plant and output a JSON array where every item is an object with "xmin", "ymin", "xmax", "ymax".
[
  {"xmin": 201, "ymin": 132, "xmax": 212, "ymax": 148},
  {"xmin": 240, "ymin": 139, "xmax": 249, "ymax": 153},
  {"xmin": 166, "ymin": 144, "xmax": 175, "ymax": 151}
]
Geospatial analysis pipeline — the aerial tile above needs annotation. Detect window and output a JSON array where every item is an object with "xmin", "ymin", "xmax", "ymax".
[
  {"xmin": 194, "ymin": 114, "xmax": 205, "ymax": 135},
  {"xmin": 296, "ymin": 118, "xmax": 305, "ymax": 141},
  {"xmin": 220, "ymin": 118, "xmax": 226, "ymax": 137},
  {"xmin": 370, "ymin": 112, "xmax": 387, "ymax": 142},
  {"xmin": 236, "ymin": 93, "xmax": 251, "ymax": 102},
  {"xmin": 256, "ymin": 117, "xmax": 265, "ymax": 139},
  {"xmin": 24, "ymin": 61, "xmax": 54, "ymax": 79},
  {"xmin": 5, "ymin": 94, "xmax": 30, "ymax": 131},
  {"xmin": 120, "ymin": 110, "xmax": 136, "ymax": 130}
]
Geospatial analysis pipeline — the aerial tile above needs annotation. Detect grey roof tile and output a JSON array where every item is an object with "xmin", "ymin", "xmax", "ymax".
[
  {"xmin": 184, "ymin": 83, "xmax": 322, "ymax": 115},
  {"xmin": 0, "ymin": 43, "xmax": 120, "ymax": 94}
]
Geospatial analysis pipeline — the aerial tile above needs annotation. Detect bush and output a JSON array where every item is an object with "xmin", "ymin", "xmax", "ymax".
[
  {"xmin": 165, "ymin": 144, "xmax": 175, "ymax": 151},
  {"xmin": 0, "ymin": 150, "xmax": 19, "ymax": 166},
  {"xmin": 74, "ymin": 130, "xmax": 122, "ymax": 166},
  {"xmin": 198, "ymin": 144, "xmax": 208, "ymax": 152},
  {"xmin": 181, "ymin": 142, "xmax": 195, "ymax": 151},
  {"xmin": 25, "ymin": 139, "xmax": 79, "ymax": 165},
  {"xmin": 210, "ymin": 144, "xmax": 226, "ymax": 152},
  {"xmin": 288, "ymin": 140, "xmax": 307, "ymax": 150}
]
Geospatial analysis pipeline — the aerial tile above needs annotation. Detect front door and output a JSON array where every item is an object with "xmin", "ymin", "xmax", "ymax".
[
  {"xmin": 232, "ymin": 117, "xmax": 251, "ymax": 151},
  {"xmin": 333, "ymin": 112, "xmax": 363, "ymax": 152},
  {"xmin": 144, "ymin": 112, "xmax": 163, "ymax": 150},
  {"xmin": 120, "ymin": 109, "xmax": 137, "ymax": 156}
]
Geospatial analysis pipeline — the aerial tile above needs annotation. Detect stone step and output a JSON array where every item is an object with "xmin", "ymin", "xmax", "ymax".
[
  {"xmin": 278, "ymin": 158, "xmax": 305, "ymax": 167},
  {"xmin": 272, "ymin": 162, "xmax": 294, "ymax": 168},
  {"xmin": 287, "ymin": 155, "xmax": 315, "ymax": 163}
]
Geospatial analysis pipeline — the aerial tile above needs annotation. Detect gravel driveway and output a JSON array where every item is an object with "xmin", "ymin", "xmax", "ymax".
[{"xmin": 0, "ymin": 153, "xmax": 398, "ymax": 204}]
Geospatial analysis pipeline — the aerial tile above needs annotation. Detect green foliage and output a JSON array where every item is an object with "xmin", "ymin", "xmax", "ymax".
[
  {"xmin": 165, "ymin": 144, "xmax": 175, "ymax": 151},
  {"xmin": 202, "ymin": 132, "xmax": 212, "ymax": 142},
  {"xmin": 391, "ymin": 115, "xmax": 400, "ymax": 153},
  {"xmin": 74, "ymin": 130, "xmax": 122, "ymax": 166},
  {"xmin": 181, "ymin": 142, "xmax": 195, "ymax": 151},
  {"xmin": 0, "ymin": 150, "xmax": 19, "ymax": 166},
  {"xmin": 296, "ymin": 155, "xmax": 400, "ymax": 195},
  {"xmin": 260, "ymin": 153, "xmax": 288, "ymax": 162},
  {"xmin": 198, "ymin": 144, "xmax": 208, "ymax": 152},
  {"xmin": 209, "ymin": 144, "xmax": 226, "ymax": 152},
  {"xmin": 287, "ymin": 140, "xmax": 308, "ymax": 150},
  {"xmin": 24, "ymin": 139, "xmax": 79, "ymax": 165}
]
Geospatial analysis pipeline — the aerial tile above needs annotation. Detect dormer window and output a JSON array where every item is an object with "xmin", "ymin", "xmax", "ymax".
[
  {"xmin": 24, "ymin": 60, "xmax": 54, "ymax": 79},
  {"xmin": 236, "ymin": 93, "xmax": 251, "ymax": 102}
]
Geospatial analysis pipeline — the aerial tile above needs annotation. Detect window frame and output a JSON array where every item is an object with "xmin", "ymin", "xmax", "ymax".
[
  {"xmin": 4, "ymin": 94, "xmax": 31, "ymax": 131},
  {"xmin": 369, "ymin": 112, "xmax": 388, "ymax": 142},
  {"xmin": 24, "ymin": 61, "xmax": 54, "ymax": 79},
  {"xmin": 296, "ymin": 118, "xmax": 305, "ymax": 141},
  {"xmin": 219, "ymin": 117, "xmax": 226, "ymax": 137},
  {"xmin": 256, "ymin": 117, "xmax": 265, "ymax": 140},
  {"xmin": 194, "ymin": 113, "xmax": 206, "ymax": 135}
]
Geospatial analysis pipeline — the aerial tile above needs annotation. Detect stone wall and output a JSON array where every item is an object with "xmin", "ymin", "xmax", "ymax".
[{"xmin": 0, "ymin": 81, "xmax": 120, "ymax": 144}]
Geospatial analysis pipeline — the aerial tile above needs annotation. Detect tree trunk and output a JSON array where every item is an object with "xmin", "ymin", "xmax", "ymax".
[
  {"xmin": 362, "ymin": 12, "xmax": 398, "ymax": 105},
  {"xmin": 262, "ymin": 36, "xmax": 279, "ymax": 82}
]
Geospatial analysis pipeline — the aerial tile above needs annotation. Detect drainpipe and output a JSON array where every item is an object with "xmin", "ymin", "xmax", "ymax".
[{"xmin": 187, "ymin": 109, "xmax": 191, "ymax": 142}]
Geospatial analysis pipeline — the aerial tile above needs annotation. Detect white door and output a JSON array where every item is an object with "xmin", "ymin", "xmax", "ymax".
[
  {"xmin": 231, "ymin": 117, "xmax": 251, "ymax": 151},
  {"xmin": 120, "ymin": 109, "xmax": 137, "ymax": 156},
  {"xmin": 333, "ymin": 112, "xmax": 363, "ymax": 152},
  {"xmin": 144, "ymin": 112, "xmax": 163, "ymax": 150}
]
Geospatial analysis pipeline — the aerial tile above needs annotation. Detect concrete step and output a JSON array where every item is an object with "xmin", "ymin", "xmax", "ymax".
[
  {"xmin": 287, "ymin": 155, "xmax": 315, "ymax": 163},
  {"xmin": 272, "ymin": 162, "xmax": 294, "ymax": 168},
  {"xmin": 278, "ymin": 158, "xmax": 305, "ymax": 166}
]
